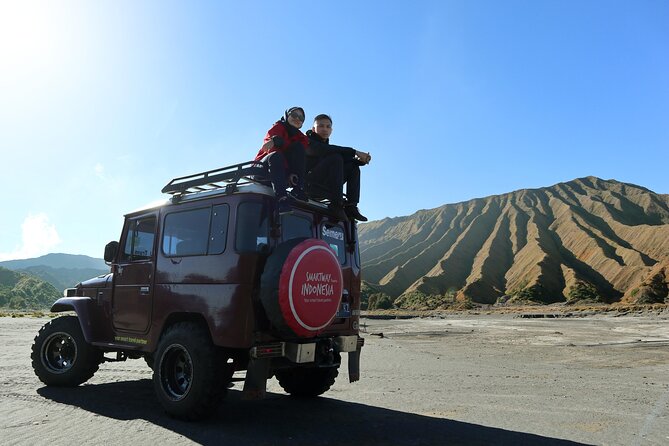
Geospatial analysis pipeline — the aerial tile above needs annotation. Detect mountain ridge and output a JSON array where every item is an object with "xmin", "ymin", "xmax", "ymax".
[
  {"xmin": 0, "ymin": 253, "xmax": 107, "ymax": 270},
  {"xmin": 0, "ymin": 254, "xmax": 108, "ymax": 297},
  {"xmin": 358, "ymin": 176, "xmax": 669, "ymax": 308}
]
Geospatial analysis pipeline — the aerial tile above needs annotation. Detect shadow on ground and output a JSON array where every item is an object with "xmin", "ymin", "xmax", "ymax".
[{"xmin": 38, "ymin": 380, "xmax": 589, "ymax": 446}]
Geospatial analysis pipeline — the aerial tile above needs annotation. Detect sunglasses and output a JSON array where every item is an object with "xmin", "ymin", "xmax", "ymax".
[{"xmin": 289, "ymin": 111, "xmax": 305, "ymax": 121}]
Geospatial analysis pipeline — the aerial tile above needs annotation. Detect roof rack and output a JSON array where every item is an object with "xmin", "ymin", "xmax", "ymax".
[
  {"xmin": 161, "ymin": 161, "xmax": 268, "ymax": 200},
  {"xmin": 161, "ymin": 161, "xmax": 356, "ymax": 224}
]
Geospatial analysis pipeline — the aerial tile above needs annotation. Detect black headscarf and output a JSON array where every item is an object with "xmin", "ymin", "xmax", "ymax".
[{"xmin": 279, "ymin": 106, "xmax": 305, "ymax": 136}]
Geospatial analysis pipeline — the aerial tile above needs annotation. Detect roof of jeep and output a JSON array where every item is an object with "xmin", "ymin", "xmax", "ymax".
[
  {"xmin": 126, "ymin": 182, "xmax": 275, "ymax": 216},
  {"xmin": 162, "ymin": 161, "xmax": 268, "ymax": 197},
  {"xmin": 126, "ymin": 161, "xmax": 335, "ymax": 218}
]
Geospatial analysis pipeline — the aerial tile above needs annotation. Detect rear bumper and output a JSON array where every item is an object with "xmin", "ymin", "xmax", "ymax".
[
  {"xmin": 243, "ymin": 335, "xmax": 365, "ymax": 399},
  {"xmin": 250, "ymin": 335, "xmax": 364, "ymax": 364}
]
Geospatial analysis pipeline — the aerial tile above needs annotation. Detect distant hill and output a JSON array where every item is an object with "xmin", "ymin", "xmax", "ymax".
[
  {"xmin": 0, "ymin": 254, "xmax": 108, "ymax": 296},
  {"xmin": 0, "ymin": 253, "xmax": 107, "ymax": 270},
  {"xmin": 358, "ymin": 177, "xmax": 669, "ymax": 308},
  {"xmin": 17, "ymin": 266, "xmax": 109, "ymax": 293},
  {"xmin": 0, "ymin": 266, "xmax": 60, "ymax": 309}
]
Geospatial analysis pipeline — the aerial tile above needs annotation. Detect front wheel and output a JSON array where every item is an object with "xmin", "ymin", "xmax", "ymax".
[
  {"xmin": 31, "ymin": 316, "xmax": 102, "ymax": 386},
  {"xmin": 152, "ymin": 322, "xmax": 225, "ymax": 420},
  {"xmin": 275, "ymin": 366, "xmax": 339, "ymax": 397}
]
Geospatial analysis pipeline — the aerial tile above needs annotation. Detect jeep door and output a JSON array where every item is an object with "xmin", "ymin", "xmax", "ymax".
[{"xmin": 112, "ymin": 214, "xmax": 157, "ymax": 333}]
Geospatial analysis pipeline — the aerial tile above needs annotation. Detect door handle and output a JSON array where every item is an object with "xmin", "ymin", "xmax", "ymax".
[{"xmin": 140, "ymin": 286, "xmax": 150, "ymax": 295}]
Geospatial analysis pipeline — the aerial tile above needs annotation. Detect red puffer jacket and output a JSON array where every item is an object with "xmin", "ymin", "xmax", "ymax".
[{"xmin": 254, "ymin": 121, "xmax": 308, "ymax": 162}]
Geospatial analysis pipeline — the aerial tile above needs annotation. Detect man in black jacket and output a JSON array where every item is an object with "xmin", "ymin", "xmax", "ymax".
[{"xmin": 306, "ymin": 114, "xmax": 371, "ymax": 221}]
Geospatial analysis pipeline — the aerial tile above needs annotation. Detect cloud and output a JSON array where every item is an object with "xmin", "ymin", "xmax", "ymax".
[
  {"xmin": 92, "ymin": 162, "xmax": 127, "ymax": 191},
  {"xmin": 0, "ymin": 213, "xmax": 62, "ymax": 261},
  {"xmin": 94, "ymin": 162, "xmax": 105, "ymax": 179}
]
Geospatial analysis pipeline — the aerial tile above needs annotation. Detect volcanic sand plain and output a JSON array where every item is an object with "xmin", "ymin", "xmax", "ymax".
[{"xmin": 1, "ymin": 312, "xmax": 668, "ymax": 445}]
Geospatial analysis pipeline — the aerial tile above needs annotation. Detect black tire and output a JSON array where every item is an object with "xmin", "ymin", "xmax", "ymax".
[
  {"xmin": 259, "ymin": 237, "xmax": 309, "ymax": 337},
  {"xmin": 152, "ymin": 322, "xmax": 225, "ymax": 420},
  {"xmin": 31, "ymin": 316, "xmax": 102, "ymax": 387},
  {"xmin": 275, "ymin": 366, "xmax": 339, "ymax": 397}
]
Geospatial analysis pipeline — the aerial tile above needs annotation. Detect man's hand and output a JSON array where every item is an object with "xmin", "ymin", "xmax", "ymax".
[
  {"xmin": 261, "ymin": 135, "xmax": 285, "ymax": 154},
  {"xmin": 356, "ymin": 150, "xmax": 372, "ymax": 165},
  {"xmin": 271, "ymin": 135, "xmax": 284, "ymax": 148},
  {"xmin": 261, "ymin": 139, "xmax": 274, "ymax": 154}
]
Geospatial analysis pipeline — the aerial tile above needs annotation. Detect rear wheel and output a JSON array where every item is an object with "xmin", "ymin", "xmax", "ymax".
[
  {"xmin": 275, "ymin": 366, "xmax": 339, "ymax": 397},
  {"xmin": 152, "ymin": 322, "xmax": 225, "ymax": 420},
  {"xmin": 31, "ymin": 316, "xmax": 102, "ymax": 386}
]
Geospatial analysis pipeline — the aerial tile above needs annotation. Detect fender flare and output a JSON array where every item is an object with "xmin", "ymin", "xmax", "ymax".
[{"xmin": 50, "ymin": 297, "xmax": 96, "ymax": 344}]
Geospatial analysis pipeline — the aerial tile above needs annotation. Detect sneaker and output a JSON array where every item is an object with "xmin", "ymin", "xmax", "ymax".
[
  {"xmin": 277, "ymin": 196, "xmax": 292, "ymax": 215},
  {"xmin": 345, "ymin": 205, "xmax": 368, "ymax": 222},
  {"xmin": 328, "ymin": 203, "xmax": 349, "ymax": 221}
]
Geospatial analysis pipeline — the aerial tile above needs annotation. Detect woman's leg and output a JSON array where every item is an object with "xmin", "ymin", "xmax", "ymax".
[
  {"xmin": 283, "ymin": 142, "xmax": 308, "ymax": 199},
  {"xmin": 266, "ymin": 151, "xmax": 288, "ymax": 197}
]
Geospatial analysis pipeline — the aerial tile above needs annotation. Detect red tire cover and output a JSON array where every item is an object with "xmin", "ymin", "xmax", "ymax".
[{"xmin": 277, "ymin": 239, "xmax": 343, "ymax": 337}]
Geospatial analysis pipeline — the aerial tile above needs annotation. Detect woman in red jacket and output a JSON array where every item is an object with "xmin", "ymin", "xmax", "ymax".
[{"xmin": 255, "ymin": 107, "xmax": 308, "ymax": 213}]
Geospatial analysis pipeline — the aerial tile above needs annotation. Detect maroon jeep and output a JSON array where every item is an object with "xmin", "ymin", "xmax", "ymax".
[{"xmin": 31, "ymin": 162, "xmax": 364, "ymax": 420}]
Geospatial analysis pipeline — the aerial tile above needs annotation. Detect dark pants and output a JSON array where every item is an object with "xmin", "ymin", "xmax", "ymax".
[
  {"xmin": 307, "ymin": 153, "xmax": 361, "ymax": 204},
  {"xmin": 266, "ymin": 142, "xmax": 305, "ymax": 197},
  {"xmin": 343, "ymin": 158, "xmax": 361, "ymax": 204}
]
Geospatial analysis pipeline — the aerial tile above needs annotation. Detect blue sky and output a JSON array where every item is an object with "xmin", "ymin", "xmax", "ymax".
[{"xmin": 1, "ymin": 0, "xmax": 667, "ymax": 260}]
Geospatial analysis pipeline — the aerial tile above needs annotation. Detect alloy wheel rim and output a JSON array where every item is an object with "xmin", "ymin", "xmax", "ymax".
[
  {"xmin": 160, "ymin": 344, "xmax": 193, "ymax": 400},
  {"xmin": 41, "ymin": 332, "xmax": 78, "ymax": 373}
]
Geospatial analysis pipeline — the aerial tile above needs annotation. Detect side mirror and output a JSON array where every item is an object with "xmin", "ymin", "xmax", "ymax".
[{"xmin": 104, "ymin": 241, "xmax": 119, "ymax": 263}]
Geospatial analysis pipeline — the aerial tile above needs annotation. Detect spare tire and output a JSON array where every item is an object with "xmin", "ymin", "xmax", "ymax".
[{"xmin": 260, "ymin": 238, "xmax": 343, "ymax": 338}]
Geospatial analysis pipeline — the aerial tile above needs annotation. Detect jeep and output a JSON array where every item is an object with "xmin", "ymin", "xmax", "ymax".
[{"xmin": 31, "ymin": 162, "xmax": 364, "ymax": 420}]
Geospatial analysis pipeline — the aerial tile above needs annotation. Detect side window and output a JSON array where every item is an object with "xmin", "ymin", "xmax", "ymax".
[
  {"xmin": 236, "ymin": 202, "xmax": 269, "ymax": 252},
  {"xmin": 281, "ymin": 214, "xmax": 312, "ymax": 242},
  {"xmin": 163, "ymin": 208, "xmax": 211, "ymax": 256},
  {"xmin": 162, "ymin": 205, "xmax": 229, "ymax": 257},
  {"xmin": 121, "ymin": 217, "xmax": 156, "ymax": 262},
  {"xmin": 321, "ymin": 224, "xmax": 346, "ymax": 264}
]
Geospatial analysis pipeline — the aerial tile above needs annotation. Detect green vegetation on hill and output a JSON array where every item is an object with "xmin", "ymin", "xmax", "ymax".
[
  {"xmin": 17, "ymin": 265, "xmax": 108, "ymax": 292},
  {"xmin": 361, "ymin": 282, "xmax": 476, "ymax": 310},
  {"xmin": 632, "ymin": 268, "xmax": 669, "ymax": 304},
  {"xmin": 360, "ymin": 282, "xmax": 394, "ymax": 310},
  {"xmin": 567, "ymin": 280, "xmax": 603, "ymax": 303},
  {"xmin": 0, "ymin": 253, "xmax": 108, "ymax": 297},
  {"xmin": 0, "ymin": 267, "xmax": 60, "ymax": 310}
]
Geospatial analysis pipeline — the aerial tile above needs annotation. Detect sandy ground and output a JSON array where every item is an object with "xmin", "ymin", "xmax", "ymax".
[{"xmin": 1, "ymin": 314, "xmax": 668, "ymax": 446}]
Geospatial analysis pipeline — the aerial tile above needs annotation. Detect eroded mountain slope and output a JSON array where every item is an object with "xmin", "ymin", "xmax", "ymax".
[{"xmin": 359, "ymin": 177, "xmax": 669, "ymax": 305}]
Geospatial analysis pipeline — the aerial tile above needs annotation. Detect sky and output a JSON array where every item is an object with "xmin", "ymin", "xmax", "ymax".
[{"xmin": 0, "ymin": 0, "xmax": 667, "ymax": 260}]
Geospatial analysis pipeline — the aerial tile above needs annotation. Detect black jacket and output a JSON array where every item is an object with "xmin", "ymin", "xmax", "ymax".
[{"xmin": 306, "ymin": 130, "xmax": 356, "ymax": 160}]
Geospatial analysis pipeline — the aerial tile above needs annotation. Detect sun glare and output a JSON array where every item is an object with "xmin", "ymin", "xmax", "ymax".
[{"xmin": 0, "ymin": 2, "xmax": 63, "ymax": 84}]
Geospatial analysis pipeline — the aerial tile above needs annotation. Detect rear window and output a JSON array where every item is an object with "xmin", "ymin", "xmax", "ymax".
[
  {"xmin": 236, "ymin": 201, "xmax": 269, "ymax": 252},
  {"xmin": 281, "ymin": 214, "xmax": 313, "ymax": 242},
  {"xmin": 321, "ymin": 223, "xmax": 346, "ymax": 264}
]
